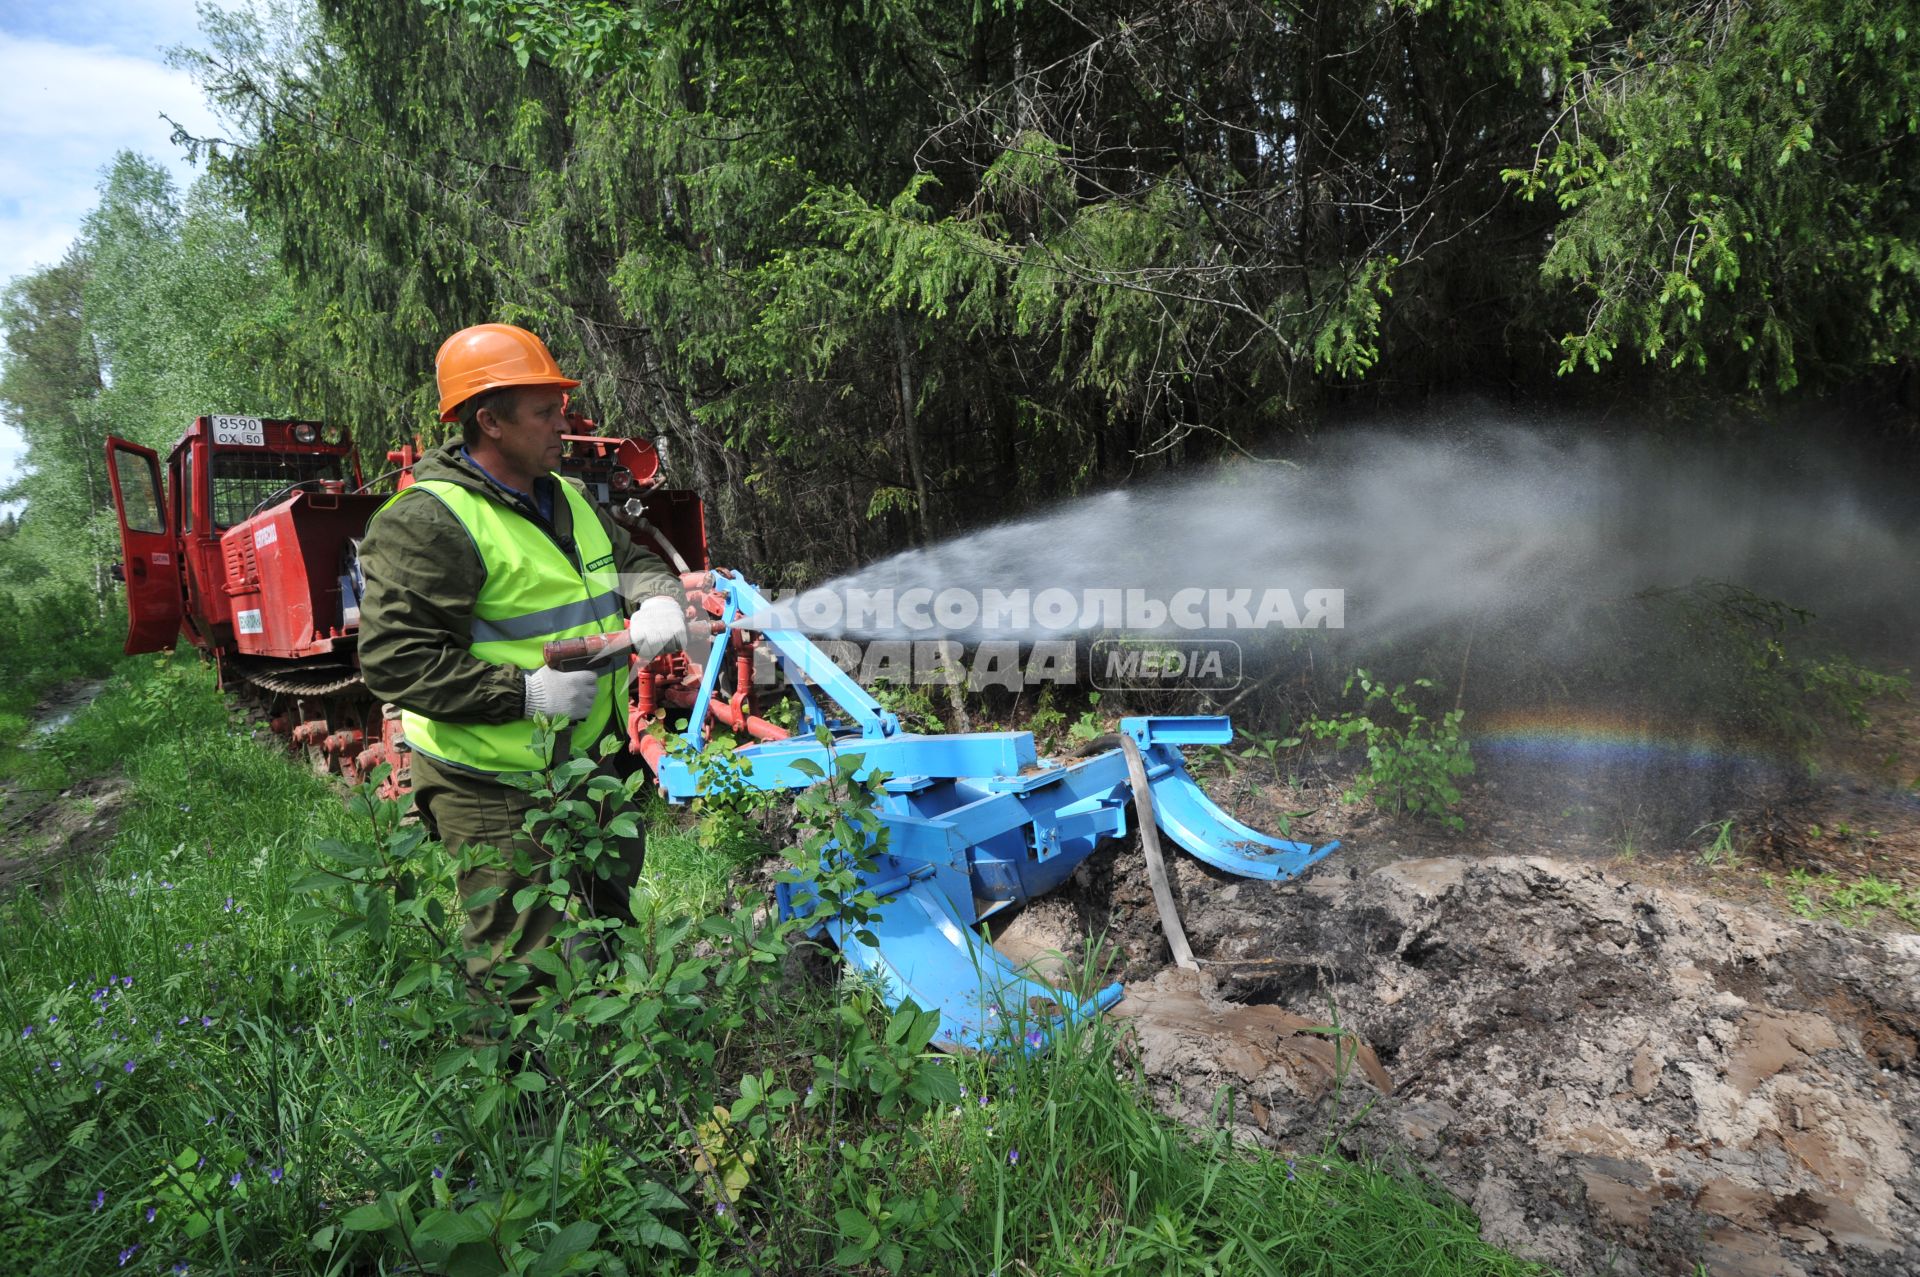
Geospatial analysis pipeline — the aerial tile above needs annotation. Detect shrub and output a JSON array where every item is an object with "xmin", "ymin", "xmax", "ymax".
[{"xmin": 1306, "ymin": 670, "xmax": 1475, "ymax": 830}]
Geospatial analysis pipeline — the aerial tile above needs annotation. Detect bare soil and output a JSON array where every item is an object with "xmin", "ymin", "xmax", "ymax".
[{"xmin": 994, "ymin": 698, "xmax": 1920, "ymax": 1276}]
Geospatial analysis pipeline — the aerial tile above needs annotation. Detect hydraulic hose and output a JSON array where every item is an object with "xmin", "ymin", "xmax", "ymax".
[{"xmin": 633, "ymin": 517, "xmax": 691, "ymax": 575}]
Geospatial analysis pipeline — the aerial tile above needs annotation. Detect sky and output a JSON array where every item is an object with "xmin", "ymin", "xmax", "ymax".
[{"xmin": 0, "ymin": 0, "xmax": 222, "ymax": 496}]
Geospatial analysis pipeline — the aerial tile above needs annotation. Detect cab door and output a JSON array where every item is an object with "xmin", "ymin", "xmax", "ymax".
[{"xmin": 105, "ymin": 437, "xmax": 185, "ymax": 654}]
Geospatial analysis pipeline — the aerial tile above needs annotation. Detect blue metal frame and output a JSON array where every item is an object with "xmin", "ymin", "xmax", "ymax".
[{"xmin": 657, "ymin": 572, "xmax": 1340, "ymax": 1052}]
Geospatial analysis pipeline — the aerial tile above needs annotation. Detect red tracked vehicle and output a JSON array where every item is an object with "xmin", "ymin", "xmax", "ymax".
[{"xmin": 104, "ymin": 413, "xmax": 720, "ymax": 794}]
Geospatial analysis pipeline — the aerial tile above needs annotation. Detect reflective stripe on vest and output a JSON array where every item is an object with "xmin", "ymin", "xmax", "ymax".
[{"xmin": 387, "ymin": 477, "xmax": 628, "ymax": 773}]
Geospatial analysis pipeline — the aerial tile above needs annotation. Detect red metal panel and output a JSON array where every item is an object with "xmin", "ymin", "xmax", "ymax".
[
  {"xmin": 222, "ymin": 490, "xmax": 385, "ymax": 658},
  {"xmin": 225, "ymin": 508, "xmax": 313, "ymax": 656},
  {"xmin": 104, "ymin": 437, "xmax": 186, "ymax": 654}
]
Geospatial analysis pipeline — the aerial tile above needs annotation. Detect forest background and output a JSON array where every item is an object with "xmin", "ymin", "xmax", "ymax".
[{"xmin": 3, "ymin": 0, "xmax": 1917, "ymax": 617}]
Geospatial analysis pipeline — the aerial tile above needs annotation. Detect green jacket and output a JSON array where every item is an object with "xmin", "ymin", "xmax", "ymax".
[{"xmin": 357, "ymin": 441, "xmax": 681, "ymax": 727}]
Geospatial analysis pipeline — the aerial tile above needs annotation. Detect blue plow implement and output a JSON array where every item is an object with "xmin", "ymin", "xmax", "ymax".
[{"xmin": 653, "ymin": 573, "xmax": 1340, "ymax": 1053}]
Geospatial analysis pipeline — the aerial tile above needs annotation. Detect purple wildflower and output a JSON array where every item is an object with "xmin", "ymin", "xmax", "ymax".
[
  {"xmin": 94, "ymin": 1081, "xmax": 106, "ymax": 1094},
  {"xmin": 200, "ymin": 1016, "xmax": 213, "ymax": 1028},
  {"xmin": 119, "ymin": 1244, "xmax": 140, "ymax": 1266},
  {"xmin": 269, "ymin": 1168, "xmax": 283, "ymax": 1185},
  {"xmin": 93, "ymin": 1189, "xmax": 106, "ymax": 1212},
  {"xmin": 978, "ymin": 1095, "xmax": 989, "ymax": 1107},
  {"xmin": 50, "ymin": 1060, "xmax": 61, "ymax": 1072},
  {"xmin": 714, "ymin": 1201, "xmax": 729, "ymax": 1217},
  {"xmin": 124, "ymin": 1060, "xmax": 137, "ymax": 1074},
  {"xmin": 173, "ymin": 1265, "xmax": 189, "ymax": 1275},
  {"xmin": 19, "ymin": 1025, "xmax": 30, "ymax": 1038},
  {"xmin": 146, "ymin": 1206, "xmax": 157, "ymax": 1223},
  {"xmin": 432, "ymin": 1167, "xmax": 444, "ymax": 1180},
  {"xmin": 1008, "ymin": 1148, "xmax": 1020, "ymax": 1166},
  {"xmin": 48, "ymin": 1015, "xmax": 56, "ymax": 1025},
  {"xmin": 1285, "ymin": 1158, "xmax": 1297, "ymax": 1181},
  {"xmin": 228, "ymin": 1171, "xmax": 242, "ymax": 1189},
  {"xmin": 1024, "ymin": 1028, "xmax": 1044, "ymax": 1050}
]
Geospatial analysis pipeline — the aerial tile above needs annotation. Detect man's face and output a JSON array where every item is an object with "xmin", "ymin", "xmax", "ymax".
[{"xmin": 483, "ymin": 386, "xmax": 569, "ymax": 483}]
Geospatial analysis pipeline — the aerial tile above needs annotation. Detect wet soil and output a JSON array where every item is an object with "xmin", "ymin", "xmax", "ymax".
[
  {"xmin": 0, "ymin": 678, "xmax": 122, "ymax": 893},
  {"xmin": 993, "ymin": 698, "xmax": 1920, "ymax": 1276}
]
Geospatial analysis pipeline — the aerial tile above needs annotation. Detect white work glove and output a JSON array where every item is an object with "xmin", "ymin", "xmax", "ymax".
[
  {"xmin": 523, "ymin": 666, "xmax": 600, "ymax": 721},
  {"xmin": 627, "ymin": 595, "xmax": 689, "ymax": 662}
]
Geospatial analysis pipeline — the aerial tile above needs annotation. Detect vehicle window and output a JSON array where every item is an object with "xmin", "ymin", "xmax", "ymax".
[
  {"xmin": 112, "ymin": 448, "xmax": 165, "ymax": 534},
  {"xmin": 210, "ymin": 452, "xmax": 345, "ymax": 529}
]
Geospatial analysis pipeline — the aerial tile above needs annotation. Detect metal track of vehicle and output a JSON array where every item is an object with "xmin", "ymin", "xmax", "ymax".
[{"xmin": 232, "ymin": 661, "xmax": 365, "ymax": 698}]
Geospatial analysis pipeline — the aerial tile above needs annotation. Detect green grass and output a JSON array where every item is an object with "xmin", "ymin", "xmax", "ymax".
[
  {"xmin": 1, "ymin": 652, "xmax": 1554, "ymax": 1275},
  {"xmin": 1769, "ymin": 867, "xmax": 1920, "ymax": 929}
]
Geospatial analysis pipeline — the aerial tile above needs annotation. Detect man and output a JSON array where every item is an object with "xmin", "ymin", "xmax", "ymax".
[{"xmin": 358, "ymin": 322, "xmax": 689, "ymax": 1001}]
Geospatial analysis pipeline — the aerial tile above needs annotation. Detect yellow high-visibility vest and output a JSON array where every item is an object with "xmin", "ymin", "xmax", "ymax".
[{"xmin": 387, "ymin": 478, "xmax": 628, "ymax": 773}]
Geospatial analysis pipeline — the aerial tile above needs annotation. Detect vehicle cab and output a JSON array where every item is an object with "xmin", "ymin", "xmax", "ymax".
[{"xmin": 106, "ymin": 417, "xmax": 368, "ymax": 657}]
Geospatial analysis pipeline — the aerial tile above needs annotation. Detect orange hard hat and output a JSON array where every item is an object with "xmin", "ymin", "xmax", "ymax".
[{"xmin": 435, "ymin": 323, "xmax": 581, "ymax": 422}]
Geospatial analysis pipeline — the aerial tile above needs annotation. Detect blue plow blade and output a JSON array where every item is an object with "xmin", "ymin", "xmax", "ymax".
[
  {"xmin": 1144, "ymin": 762, "xmax": 1339, "ymax": 879},
  {"xmin": 826, "ymin": 870, "xmax": 1124, "ymax": 1054},
  {"xmin": 1121, "ymin": 716, "xmax": 1339, "ymax": 880},
  {"xmin": 675, "ymin": 577, "xmax": 1343, "ymax": 1054}
]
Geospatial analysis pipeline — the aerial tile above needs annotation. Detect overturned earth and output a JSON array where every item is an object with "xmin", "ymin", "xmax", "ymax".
[{"xmin": 994, "ymin": 845, "xmax": 1920, "ymax": 1276}]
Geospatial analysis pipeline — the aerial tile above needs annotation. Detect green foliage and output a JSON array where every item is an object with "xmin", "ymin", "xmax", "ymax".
[
  {"xmin": 1778, "ymin": 869, "xmax": 1920, "ymax": 929},
  {"xmin": 1503, "ymin": 0, "xmax": 1920, "ymax": 392},
  {"xmin": 1307, "ymin": 670, "xmax": 1475, "ymax": 830},
  {"xmin": 0, "ymin": 149, "xmax": 330, "ymax": 626},
  {"xmin": 1628, "ymin": 582, "xmax": 1909, "ymax": 755},
  {"xmin": 1060, "ymin": 691, "xmax": 1107, "ymax": 746},
  {"xmin": 288, "ymin": 717, "xmax": 976, "ymax": 1272},
  {"xmin": 1024, "ymin": 686, "xmax": 1067, "ymax": 743}
]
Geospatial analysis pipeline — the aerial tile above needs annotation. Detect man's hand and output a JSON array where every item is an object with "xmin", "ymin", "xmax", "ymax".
[
  {"xmin": 523, "ymin": 666, "xmax": 599, "ymax": 720},
  {"xmin": 628, "ymin": 595, "xmax": 690, "ymax": 662}
]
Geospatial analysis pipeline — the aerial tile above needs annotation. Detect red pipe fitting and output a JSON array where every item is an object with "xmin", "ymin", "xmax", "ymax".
[
  {"xmin": 744, "ymin": 716, "xmax": 788, "ymax": 742},
  {"xmin": 291, "ymin": 720, "xmax": 329, "ymax": 746}
]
